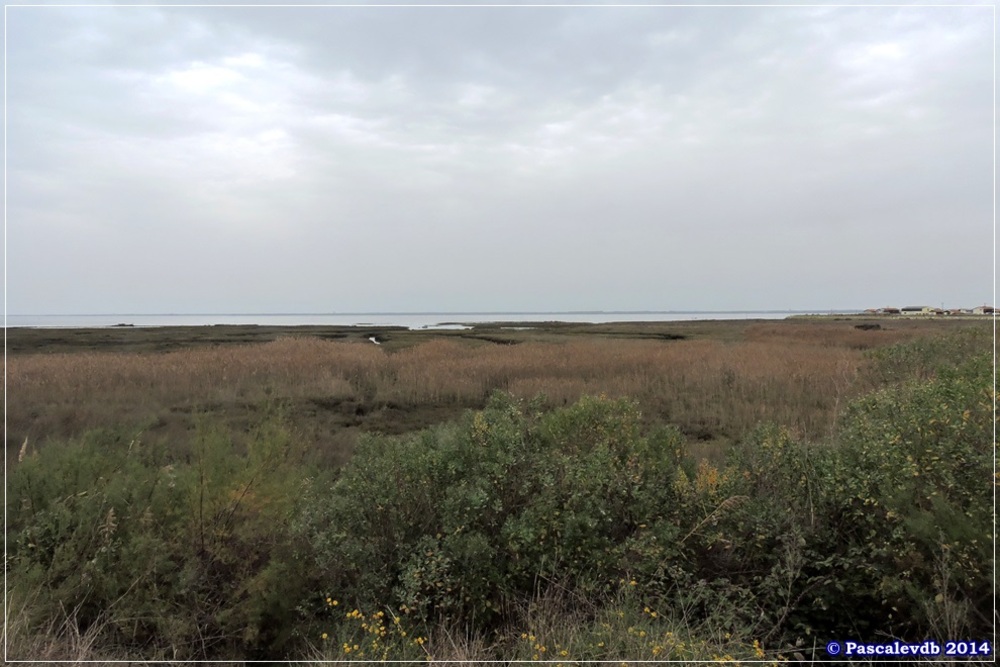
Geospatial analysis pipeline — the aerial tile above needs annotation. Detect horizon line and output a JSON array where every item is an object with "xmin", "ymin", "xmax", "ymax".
[{"xmin": 9, "ymin": 308, "xmax": 869, "ymax": 317}]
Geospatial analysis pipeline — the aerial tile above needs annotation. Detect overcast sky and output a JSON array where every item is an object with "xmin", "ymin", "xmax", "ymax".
[{"xmin": 6, "ymin": 2, "xmax": 994, "ymax": 314}]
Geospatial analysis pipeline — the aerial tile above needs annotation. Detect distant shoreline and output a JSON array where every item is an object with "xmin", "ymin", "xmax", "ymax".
[
  {"xmin": 789, "ymin": 312, "xmax": 996, "ymax": 321},
  {"xmin": 5, "ymin": 310, "xmax": 861, "ymax": 329}
]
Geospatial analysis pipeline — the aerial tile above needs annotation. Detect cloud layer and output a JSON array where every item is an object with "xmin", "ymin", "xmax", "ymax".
[{"xmin": 7, "ymin": 4, "xmax": 993, "ymax": 313}]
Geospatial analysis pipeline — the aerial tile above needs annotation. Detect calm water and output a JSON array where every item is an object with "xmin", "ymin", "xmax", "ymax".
[{"xmin": 6, "ymin": 311, "xmax": 852, "ymax": 329}]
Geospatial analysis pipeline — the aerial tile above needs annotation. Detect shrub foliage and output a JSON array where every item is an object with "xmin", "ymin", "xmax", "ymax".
[{"xmin": 8, "ymin": 410, "xmax": 312, "ymax": 659}]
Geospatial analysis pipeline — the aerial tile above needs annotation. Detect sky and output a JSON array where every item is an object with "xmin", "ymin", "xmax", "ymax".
[{"xmin": 5, "ymin": 1, "xmax": 995, "ymax": 314}]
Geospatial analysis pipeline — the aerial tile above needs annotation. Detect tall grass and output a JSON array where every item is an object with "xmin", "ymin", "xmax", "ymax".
[{"xmin": 9, "ymin": 325, "xmax": 975, "ymax": 460}]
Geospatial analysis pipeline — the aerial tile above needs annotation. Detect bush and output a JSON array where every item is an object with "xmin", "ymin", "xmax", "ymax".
[
  {"xmin": 694, "ymin": 346, "xmax": 995, "ymax": 646},
  {"xmin": 626, "ymin": 341, "xmax": 996, "ymax": 650},
  {"xmin": 7, "ymin": 410, "xmax": 314, "ymax": 659},
  {"xmin": 294, "ymin": 393, "xmax": 687, "ymax": 630},
  {"xmin": 825, "ymin": 350, "xmax": 994, "ymax": 638}
]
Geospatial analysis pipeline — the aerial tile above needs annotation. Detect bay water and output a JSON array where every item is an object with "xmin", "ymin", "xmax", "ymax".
[{"xmin": 6, "ymin": 311, "xmax": 852, "ymax": 329}]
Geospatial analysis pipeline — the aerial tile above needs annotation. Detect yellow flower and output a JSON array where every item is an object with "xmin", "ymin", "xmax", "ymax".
[{"xmin": 321, "ymin": 633, "xmax": 328, "ymax": 640}]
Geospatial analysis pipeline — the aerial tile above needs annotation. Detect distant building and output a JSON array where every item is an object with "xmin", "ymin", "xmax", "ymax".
[
  {"xmin": 881, "ymin": 307, "xmax": 901, "ymax": 314},
  {"xmin": 973, "ymin": 305, "xmax": 996, "ymax": 315},
  {"xmin": 901, "ymin": 306, "xmax": 934, "ymax": 315}
]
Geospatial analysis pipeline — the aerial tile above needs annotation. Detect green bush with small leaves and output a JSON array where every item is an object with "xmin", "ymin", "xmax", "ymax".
[
  {"xmin": 825, "ymin": 350, "xmax": 994, "ymax": 638},
  {"xmin": 294, "ymin": 392, "xmax": 688, "ymax": 629},
  {"xmin": 7, "ymin": 410, "xmax": 314, "ymax": 659},
  {"xmin": 688, "ymin": 345, "xmax": 995, "ymax": 645}
]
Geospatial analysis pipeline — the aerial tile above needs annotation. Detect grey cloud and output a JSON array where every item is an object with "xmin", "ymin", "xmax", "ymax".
[{"xmin": 6, "ymin": 4, "xmax": 993, "ymax": 314}]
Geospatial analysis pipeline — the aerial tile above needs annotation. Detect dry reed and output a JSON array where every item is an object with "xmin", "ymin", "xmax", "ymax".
[{"xmin": 7, "ymin": 329, "xmax": 884, "ymax": 458}]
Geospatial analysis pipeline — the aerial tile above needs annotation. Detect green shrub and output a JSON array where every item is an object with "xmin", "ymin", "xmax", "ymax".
[
  {"xmin": 826, "ymin": 350, "xmax": 994, "ymax": 638},
  {"xmin": 8, "ymin": 410, "xmax": 314, "ymax": 659},
  {"xmin": 698, "ymin": 346, "xmax": 995, "ymax": 646},
  {"xmin": 295, "ymin": 392, "xmax": 687, "ymax": 630},
  {"xmin": 657, "ymin": 343, "xmax": 995, "ymax": 648}
]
